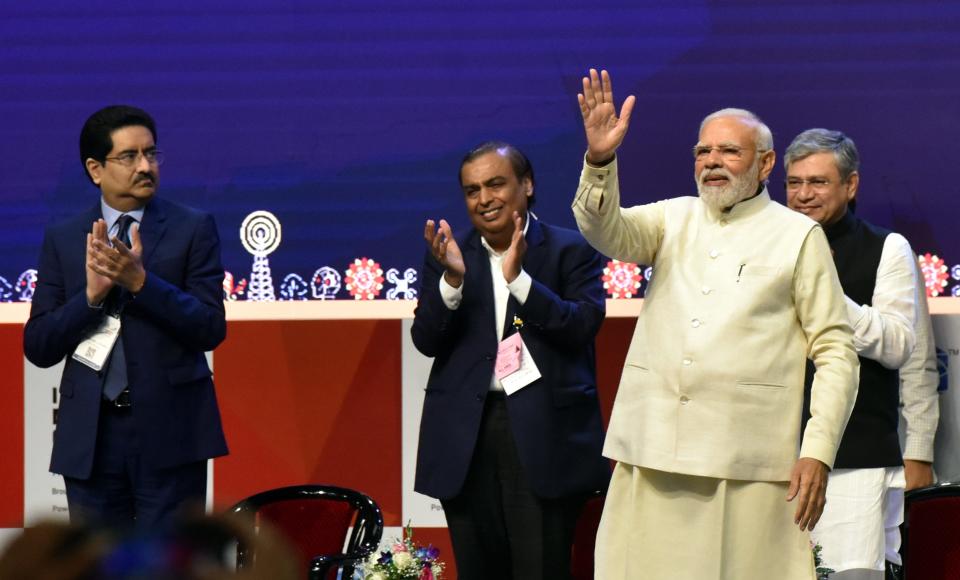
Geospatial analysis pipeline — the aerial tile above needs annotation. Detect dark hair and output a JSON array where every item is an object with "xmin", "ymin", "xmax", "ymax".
[
  {"xmin": 79, "ymin": 105, "xmax": 157, "ymax": 184},
  {"xmin": 459, "ymin": 141, "xmax": 536, "ymax": 208}
]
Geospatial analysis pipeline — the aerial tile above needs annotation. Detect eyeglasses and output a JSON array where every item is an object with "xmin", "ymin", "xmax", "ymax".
[
  {"xmin": 784, "ymin": 178, "xmax": 833, "ymax": 192},
  {"xmin": 104, "ymin": 150, "xmax": 164, "ymax": 167},
  {"xmin": 692, "ymin": 145, "xmax": 768, "ymax": 161}
]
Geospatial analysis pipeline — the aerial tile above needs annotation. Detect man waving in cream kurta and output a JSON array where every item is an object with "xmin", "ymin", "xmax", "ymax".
[{"xmin": 571, "ymin": 69, "xmax": 860, "ymax": 580}]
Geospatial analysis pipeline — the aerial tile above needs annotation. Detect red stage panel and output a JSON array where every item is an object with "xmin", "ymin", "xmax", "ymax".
[
  {"xmin": 213, "ymin": 320, "xmax": 403, "ymax": 526},
  {"xmin": 0, "ymin": 326, "xmax": 24, "ymax": 527},
  {"xmin": 596, "ymin": 317, "xmax": 636, "ymax": 429}
]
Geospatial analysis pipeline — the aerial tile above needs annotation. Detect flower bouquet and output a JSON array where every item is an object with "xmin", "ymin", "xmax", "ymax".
[
  {"xmin": 812, "ymin": 542, "xmax": 834, "ymax": 579},
  {"xmin": 360, "ymin": 524, "xmax": 444, "ymax": 580}
]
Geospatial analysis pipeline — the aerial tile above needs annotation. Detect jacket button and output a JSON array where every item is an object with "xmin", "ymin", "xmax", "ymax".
[{"xmin": 680, "ymin": 395, "xmax": 690, "ymax": 405}]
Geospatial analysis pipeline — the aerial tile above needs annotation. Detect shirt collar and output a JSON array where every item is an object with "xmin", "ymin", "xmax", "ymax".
[
  {"xmin": 100, "ymin": 197, "xmax": 145, "ymax": 233},
  {"xmin": 702, "ymin": 186, "xmax": 770, "ymax": 223},
  {"xmin": 823, "ymin": 208, "xmax": 856, "ymax": 243},
  {"xmin": 480, "ymin": 211, "xmax": 534, "ymax": 257}
]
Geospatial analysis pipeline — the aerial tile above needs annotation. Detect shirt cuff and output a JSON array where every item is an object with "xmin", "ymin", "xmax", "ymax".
[
  {"xmin": 507, "ymin": 270, "xmax": 532, "ymax": 305},
  {"xmin": 439, "ymin": 274, "xmax": 463, "ymax": 310},
  {"xmin": 903, "ymin": 438, "xmax": 936, "ymax": 463},
  {"xmin": 845, "ymin": 295, "xmax": 865, "ymax": 341},
  {"xmin": 574, "ymin": 157, "xmax": 617, "ymax": 216}
]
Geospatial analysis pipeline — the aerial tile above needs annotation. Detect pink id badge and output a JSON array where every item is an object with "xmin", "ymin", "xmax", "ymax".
[{"xmin": 494, "ymin": 332, "xmax": 523, "ymax": 380}]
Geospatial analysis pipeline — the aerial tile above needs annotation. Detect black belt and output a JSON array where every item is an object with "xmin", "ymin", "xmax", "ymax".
[{"xmin": 103, "ymin": 388, "xmax": 132, "ymax": 409}]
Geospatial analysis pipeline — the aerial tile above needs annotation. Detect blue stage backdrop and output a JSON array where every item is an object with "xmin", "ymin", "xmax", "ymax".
[{"xmin": 1, "ymin": 1, "xmax": 959, "ymax": 301}]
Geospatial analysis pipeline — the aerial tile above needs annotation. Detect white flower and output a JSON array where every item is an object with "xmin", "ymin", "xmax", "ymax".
[
  {"xmin": 393, "ymin": 550, "xmax": 414, "ymax": 569},
  {"xmin": 367, "ymin": 573, "xmax": 385, "ymax": 580}
]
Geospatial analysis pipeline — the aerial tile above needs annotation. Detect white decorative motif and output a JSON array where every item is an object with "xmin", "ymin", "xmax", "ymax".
[
  {"xmin": 16, "ymin": 269, "xmax": 38, "ymax": 302},
  {"xmin": 311, "ymin": 267, "xmax": 342, "ymax": 300},
  {"xmin": 0, "ymin": 277, "xmax": 13, "ymax": 302},
  {"xmin": 279, "ymin": 273, "xmax": 309, "ymax": 301},
  {"xmin": 385, "ymin": 268, "xmax": 418, "ymax": 300},
  {"xmin": 241, "ymin": 211, "xmax": 282, "ymax": 302},
  {"xmin": 240, "ymin": 211, "xmax": 282, "ymax": 256}
]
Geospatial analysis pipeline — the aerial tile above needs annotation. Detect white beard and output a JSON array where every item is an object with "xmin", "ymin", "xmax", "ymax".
[{"xmin": 697, "ymin": 158, "xmax": 761, "ymax": 212}]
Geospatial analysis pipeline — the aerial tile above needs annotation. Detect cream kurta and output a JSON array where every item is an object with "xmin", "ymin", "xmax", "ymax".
[{"xmin": 573, "ymin": 159, "xmax": 859, "ymax": 481}]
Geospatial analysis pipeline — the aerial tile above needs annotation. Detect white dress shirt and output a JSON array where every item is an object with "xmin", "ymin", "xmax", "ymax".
[
  {"xmin": 845, "ymin": 233, "xmax": 918, "ymax": 369},
  {"xmin": 899, "ymin": 264, "xmax": 940, "ymax": 463},
  {"xmin": 439, "ymin": 216, "xmax": 533, "ymax": 391}
]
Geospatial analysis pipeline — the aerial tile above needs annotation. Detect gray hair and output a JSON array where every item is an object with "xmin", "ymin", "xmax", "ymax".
[
  {"xmin": 699, "ymin": 108, "xmax": 774, "ymax": 151},
  {"xmin": 784, "ymin": 128, "xmax": 859, "ymax": 182}
]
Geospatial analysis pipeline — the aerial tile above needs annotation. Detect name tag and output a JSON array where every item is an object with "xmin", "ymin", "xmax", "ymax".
[
  {"xmin": 495, "ymin": 333, "xmax": 523, "ymax": 379},
  {"xmin": 498, "ymin": 334, "xmax": 541, "ymax": 395},
  {"xmin": 72, "ymin": 315, "xmax": 120, "ymax": 371}
]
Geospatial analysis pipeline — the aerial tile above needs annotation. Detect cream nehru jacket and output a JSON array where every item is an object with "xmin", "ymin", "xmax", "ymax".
[{"xmin": 573, "ymin": 159, "xmax": 859, "ymax": 482}]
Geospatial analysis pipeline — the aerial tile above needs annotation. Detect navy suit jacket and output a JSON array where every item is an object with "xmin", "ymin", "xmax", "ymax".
[
  {"xmin": 23, "ymin": 197, "xmax": 229, "ymax": 479},
  {"xmin": 412, "ymin": 217, "xmax": 610, "ymax": 500}
]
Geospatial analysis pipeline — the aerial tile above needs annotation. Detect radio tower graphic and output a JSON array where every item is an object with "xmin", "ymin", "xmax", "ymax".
[{"xmin": 241, "ymin": 211, "xmax": 282, "ymax": 302}]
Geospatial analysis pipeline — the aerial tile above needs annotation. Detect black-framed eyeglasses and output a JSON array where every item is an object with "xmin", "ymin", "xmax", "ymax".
[{"xmin": 104, "ymin": 150, "xmax": 164, "ymax": 167}]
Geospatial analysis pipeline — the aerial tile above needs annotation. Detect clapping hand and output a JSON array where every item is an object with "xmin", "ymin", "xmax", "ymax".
[
  {"xmin": 85, "ymin": 219, "xmax": 115, "ymax": 305},
  {"xmin": 424, "ymin": 219, "xmax": 466, "ymax": 288},
  {"xmin": 501, "ymin": 211, "xmax": 527, "ymax": 283},
  {"xmin": 87, "ymin": 220, "xmax": 147, "ymax": 294}
]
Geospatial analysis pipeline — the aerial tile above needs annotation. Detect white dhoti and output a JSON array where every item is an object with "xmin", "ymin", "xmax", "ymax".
[
  {"xmin": 810, "ymin": 467, "xmax": 905, "ymax": 573},
  {"xmin": 596, "ymin": 462, "xmax": 817, "ymax": 580}
]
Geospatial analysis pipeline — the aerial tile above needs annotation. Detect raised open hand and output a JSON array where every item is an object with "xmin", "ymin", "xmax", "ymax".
[
  {"xmin": 578, "ymin": 68, "xmax": 636, "ymax": 164},
  {"xmin": 424, "ymin": 219, "xmax": 466, "ymax": 287}
]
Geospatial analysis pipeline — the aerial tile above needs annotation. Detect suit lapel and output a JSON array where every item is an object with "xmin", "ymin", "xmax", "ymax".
[
  {"xmin": 461, "ymin": 230, "xmax": 497, "ymax": 340},
  {"xmin": 77, "ymin": 203, "xmax": 102, "ymax": 235},
  {"xmin": 138, "ymin": 198, "xmax": 168, "ymax": 267},
  {"xmin": 71, "ymin": 204, "xmax": 104, "ymax": 285},
  {"xmin": 463, "ymin": 231, "xmax": 497, "ymax": 342},
  {"xmin": 502, "ymin": 216, "xmax": 544, "ymax": 339},
  {"xmin": 522, "ymin": 216, "xmax": 546, "ymax": 280}
]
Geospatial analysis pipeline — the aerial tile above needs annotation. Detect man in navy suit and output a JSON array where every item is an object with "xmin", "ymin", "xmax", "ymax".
[
  {"xmin": 23, "ymin": 105, "xmax": 228, "ymax": 531},
  {"xmin": 412, "ymin": 142, "xmax": 609, "ymax": 579}
]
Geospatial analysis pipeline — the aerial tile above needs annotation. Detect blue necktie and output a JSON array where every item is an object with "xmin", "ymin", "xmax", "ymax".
[{"xmin": 102, "ymin": 215, "xmax": 136, "ymax": 401}]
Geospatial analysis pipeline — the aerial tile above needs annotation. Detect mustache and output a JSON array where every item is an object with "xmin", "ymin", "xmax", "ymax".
[
  {"xmin": 698, "ymin": 168, "xmax": 733, "ymax": 186},
  {"xmin": 134, "ymin": 174, "xmax": 156, "ymax": 185}
]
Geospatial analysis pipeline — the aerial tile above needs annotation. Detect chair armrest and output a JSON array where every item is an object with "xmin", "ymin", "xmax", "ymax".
[{"xmin": 309, "ymin": 551, "xmax": 373, "ymax": 580}]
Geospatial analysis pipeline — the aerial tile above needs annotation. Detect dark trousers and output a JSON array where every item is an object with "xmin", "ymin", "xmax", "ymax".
[
  {"xmin": 63, "ymin": 402, "xmax": 207, "ymax": 533},
  {"xmin": 441, "ymin": 393, "xmax": 586, "ymax": 580}
]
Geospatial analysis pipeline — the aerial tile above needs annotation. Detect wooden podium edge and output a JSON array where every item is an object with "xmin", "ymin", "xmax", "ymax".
[{"xmin": 1, "ymin": 297, "xmax": 958, "ymax": 323}]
